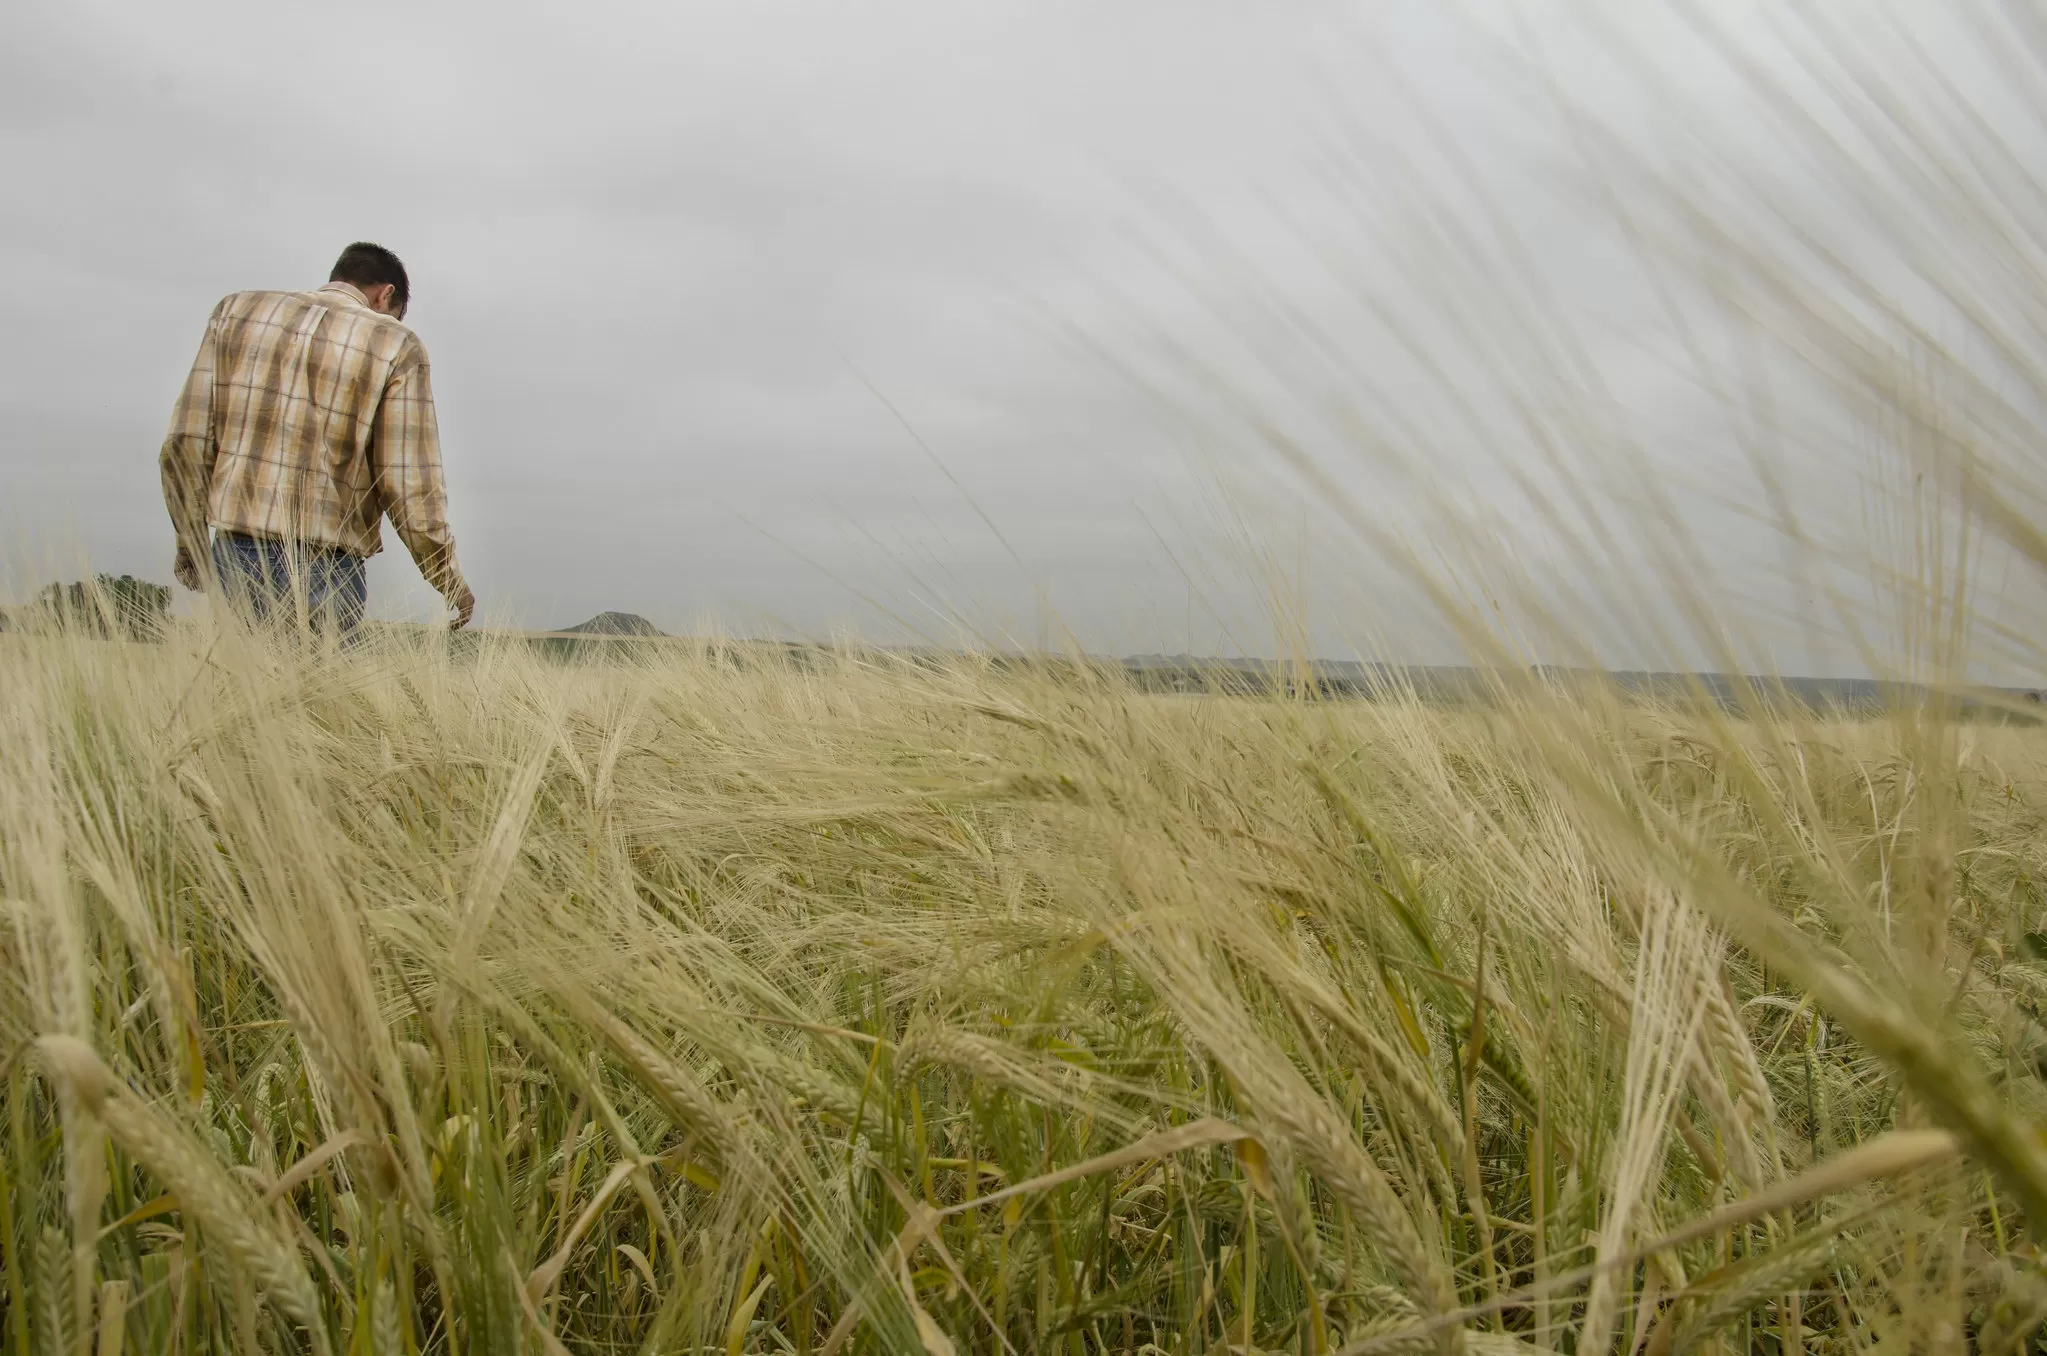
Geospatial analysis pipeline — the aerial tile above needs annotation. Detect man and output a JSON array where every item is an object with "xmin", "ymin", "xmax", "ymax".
[{"xmin": 160, "ymin": 242, "xmax": 476, "ymax": 635}]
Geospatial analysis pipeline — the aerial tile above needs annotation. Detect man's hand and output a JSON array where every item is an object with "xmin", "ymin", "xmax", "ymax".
[
  {"xmin": 448, "ymin": 583, "xmax": 476, "ymax": 632},
  {"xmin": 173, "ymin": 546, "xmax": 202, "ymax": 592}
]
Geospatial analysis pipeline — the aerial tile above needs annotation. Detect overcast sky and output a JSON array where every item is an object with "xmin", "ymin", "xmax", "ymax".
[{"xmin": 4, "ymin": 2, "xmax": 2036, "ymax": 671}]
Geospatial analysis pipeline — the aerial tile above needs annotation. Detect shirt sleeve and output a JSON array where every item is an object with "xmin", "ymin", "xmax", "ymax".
[
  {"xmin": 159, "ymin": 298, "xmax": 225, "ymax": 559},
  {"xmin": 372, "ymin": 338, "xmax": 466, "ymax": 598}
]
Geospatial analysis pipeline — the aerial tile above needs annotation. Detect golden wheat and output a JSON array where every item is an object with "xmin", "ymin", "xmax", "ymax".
[{"xmin": 3, "ymin": 619, "xmax": 2041, "ymax": 1354}]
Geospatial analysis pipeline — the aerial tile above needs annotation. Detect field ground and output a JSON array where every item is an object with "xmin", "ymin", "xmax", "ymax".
[{"xmin": 4, "ymin": 626, "xmax": 2046, "ymax": 1354}]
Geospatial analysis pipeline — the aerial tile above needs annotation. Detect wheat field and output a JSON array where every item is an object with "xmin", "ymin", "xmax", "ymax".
[{"xmin": 4, "ymin": 617, "xmax": 2045, "ymax": 1355}]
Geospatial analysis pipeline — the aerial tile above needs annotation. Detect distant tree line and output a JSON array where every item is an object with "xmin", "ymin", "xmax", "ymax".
[{"xmin": 0, "ymin": 575, "xmax": 171, "ymax": 640}]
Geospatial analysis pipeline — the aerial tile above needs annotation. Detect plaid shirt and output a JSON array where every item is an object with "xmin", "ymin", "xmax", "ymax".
[{"xmin": 160, "ymin": 281, "xmax": 465, "ymax": 598}]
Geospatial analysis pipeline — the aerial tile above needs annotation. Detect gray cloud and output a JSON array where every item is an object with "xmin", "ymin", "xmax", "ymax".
[{"xmin": 3, "ymin": 2, "xmax": 2028, "ymax": 672}]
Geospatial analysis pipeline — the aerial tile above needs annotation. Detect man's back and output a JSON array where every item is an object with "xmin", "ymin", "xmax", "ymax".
[{"xmin": 160, "ymin": 254, "xmax": 469, "ymax": 623}]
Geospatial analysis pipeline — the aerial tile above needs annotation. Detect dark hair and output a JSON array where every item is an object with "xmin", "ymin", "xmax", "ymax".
[{"xmin": 328, "ymin": 242, "xmax": 410, "ymax": 313}]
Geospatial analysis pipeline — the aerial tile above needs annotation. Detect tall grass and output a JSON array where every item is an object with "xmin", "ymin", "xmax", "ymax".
[{"xmin": 3, "ymin": 624, "xmax": 2044, "ymax": 1354}]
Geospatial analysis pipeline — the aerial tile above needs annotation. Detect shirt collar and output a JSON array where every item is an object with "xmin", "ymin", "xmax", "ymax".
[{"xmin": 317, "ymin": 281, "xmax": 370, "ymax": 307}]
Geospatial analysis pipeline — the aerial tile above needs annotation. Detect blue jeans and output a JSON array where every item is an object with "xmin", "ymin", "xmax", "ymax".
[{"xmin": 212, "ymin": 532, "xmax": 367, "ymax": 637}]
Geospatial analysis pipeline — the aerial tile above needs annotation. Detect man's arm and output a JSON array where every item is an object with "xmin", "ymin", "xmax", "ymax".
[
  {"xmin": 372, "ymin": 341, "xmax": 474, "ymax": 627},
  {"xmin": 160, "ymin": 299, "xmax": 225, "ymax": 589}
]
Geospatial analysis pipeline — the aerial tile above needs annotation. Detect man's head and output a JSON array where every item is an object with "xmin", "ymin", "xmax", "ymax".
[{"xmin": 329, "ymin": 242, "xmax": 410, "ymax": 320}]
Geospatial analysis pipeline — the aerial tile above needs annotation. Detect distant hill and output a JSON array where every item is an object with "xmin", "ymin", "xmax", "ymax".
[
  {"xmin": 557, "ymin": 611, "xmax": 664, "ymax": 637},
  {"xmin": 1121, "ymin": 655, "xmax": 2044, "ymax": 710},
  {"xmin": 1, "ymin": 575, "xmax": 171, "ymax": 640}
]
